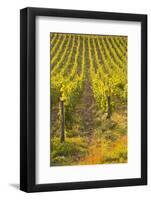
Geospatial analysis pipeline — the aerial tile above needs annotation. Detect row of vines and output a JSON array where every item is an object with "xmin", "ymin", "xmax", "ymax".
[{"xmin": 50, "ymin": 33, "xmax": 127, "ymax": 142}]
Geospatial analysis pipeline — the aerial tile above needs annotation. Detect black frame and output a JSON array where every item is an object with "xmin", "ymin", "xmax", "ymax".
[{"xmin": 20, "ymin": 7, "xmax": 147, "ymax": 192}]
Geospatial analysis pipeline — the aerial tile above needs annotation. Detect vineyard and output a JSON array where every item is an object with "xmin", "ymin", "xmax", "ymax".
[{"xmin": 50, "ymin": 33, "xmax": 128, "ymax": 166}]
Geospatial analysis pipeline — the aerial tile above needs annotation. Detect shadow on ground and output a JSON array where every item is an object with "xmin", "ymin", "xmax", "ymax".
[{"xmin": 9, "ymin": 183, "xmax": 19, "ymax": 190}]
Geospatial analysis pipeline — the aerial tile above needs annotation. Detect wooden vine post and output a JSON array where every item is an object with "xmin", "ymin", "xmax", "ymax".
[
  {"xmin": 60, "ymin": 98, "xmax": 65, "ymax": 143},
  {"xmin": 107, "ymin": 95, "xmax": 111, "ymax": 119},
  {"xmin": 107, "ymin": 79, "xmax": 112, "ymax": 119}
]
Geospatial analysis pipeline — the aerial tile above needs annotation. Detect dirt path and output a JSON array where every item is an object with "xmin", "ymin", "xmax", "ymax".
[
  {"xmin": 75, "ymin": 44, "xmax": 97, "ymax": 138},
  {"xmin": 79, "ymin": 136, "xmax": 103, "ymax": 165},
  {"xmin": 80, "ymin": 78, "xmax": 96, "ymax": 134}
]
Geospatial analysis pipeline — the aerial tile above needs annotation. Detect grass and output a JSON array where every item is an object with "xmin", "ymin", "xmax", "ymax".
[
  {"xmin": 50, "ymin": 91, "xmax": 128, "ymax": 166},
  {"xmin": 50, "ymin": 110, "xmax": 128, "ymax": 166},
  {"xmin": 78, "ymin": 125, "xmax": 127, "ymax": 165},
  {"xmin": 51, "ymin": 136, "xmax": 88, "ymax": 166},
  {"xmin": 101, "ymin": 135, "xmax": 127, "ymax": 164}
]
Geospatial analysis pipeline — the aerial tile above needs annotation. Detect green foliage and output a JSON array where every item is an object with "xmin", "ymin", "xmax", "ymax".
[
  {"xmin": 51, "ymin": 34, "xmax": 127, "ymax": 119},
  {"xmin": 88, "ymin": 36, "xmax": 127, "ymax": 113},
  {"xmin": 51, "ymin": 36, "xmax": 86, "ymax": 129},
  {"xmin": 51, "ymin": 136, "xmax": 88, "ymax": 166},
  {"xmin": 102, "ymin": 137, "xmax": 127, "ymax": 163},
  {"xmin": 50, "ymin": 34, "xmax": 128, "ymax": 166}
]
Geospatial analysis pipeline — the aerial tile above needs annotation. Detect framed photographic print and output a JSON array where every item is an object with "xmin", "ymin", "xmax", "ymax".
[{"xmin": 20, "ymin": 7, "xmax": 147, "ymax": 192}]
